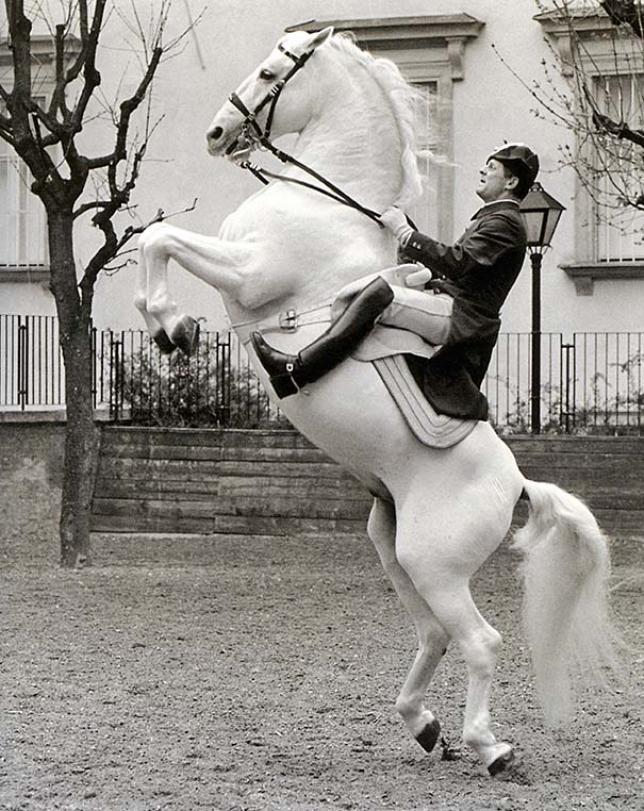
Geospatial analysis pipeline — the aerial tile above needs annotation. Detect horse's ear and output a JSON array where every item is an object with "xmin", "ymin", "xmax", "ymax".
[{"xmin": 308, "ymin": 26, "xmax": 334, "ymax": 50}]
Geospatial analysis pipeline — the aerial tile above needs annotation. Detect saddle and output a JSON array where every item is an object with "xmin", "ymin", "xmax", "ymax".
[
  {"xmin": 334, "ymin": 267, "xmax": 478, "ymax": 450},
  {"xmin": 352, "ymin": 327, "xmax": 477, "ymax": 449}
]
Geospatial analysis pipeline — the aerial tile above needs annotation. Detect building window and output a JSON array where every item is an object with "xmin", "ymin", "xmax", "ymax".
[
  {"xmin": 0, "ymin": 139, "xmax": 48, "ymax": 269},
  {"xmin": 537, "ymin": 6, "xmax": 644, "ymax": 293},
  {"xmin": 407, "ymin": 79, "xmax": 456, "ymax": 238},
  {"xmin": 287, "ymin": 14, "xmax": 484, "ymax": 242},
  {"xmin": 593, "ymin": 73, "xmax": 644, "ymax": 263},
  {"xmin": 0, "ymin": 35, "xmax": 81, "ymax": 281}
]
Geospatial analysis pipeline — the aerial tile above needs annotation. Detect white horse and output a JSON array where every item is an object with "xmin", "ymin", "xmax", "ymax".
[{"xmin": 134, "ymin": 28, "xmax": 618, "ymax": 774}]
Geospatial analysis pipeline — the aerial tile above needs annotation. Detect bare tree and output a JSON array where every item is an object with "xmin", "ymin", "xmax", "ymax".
[
  {"xmin": 498, "ymin": 1, "xmax": 644, "ymax": 220},
  {"xmin": 0, "ymin": 1, "xmax": 193, "ymax": 566},
  {"xmin": 600, "ymin": 0, "xmax": 644, "ymax": 37}
]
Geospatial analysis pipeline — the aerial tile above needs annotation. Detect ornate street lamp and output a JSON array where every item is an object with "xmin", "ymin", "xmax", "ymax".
[{"xmin": 520, "ymin": 182, "xmax": 566, "ymax": 433}]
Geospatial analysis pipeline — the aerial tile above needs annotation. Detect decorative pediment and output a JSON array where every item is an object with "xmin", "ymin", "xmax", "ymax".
[
  {"xmin": 286, "ymin": 15, "xmax": 484, "ymax": 81},
  {"xmin": 0, "ymin": 33, "xmax": 81, "ymax": 67},
  {"xmin": 534, "ymin": 7, "xmax": 637, "ymax": 75}
]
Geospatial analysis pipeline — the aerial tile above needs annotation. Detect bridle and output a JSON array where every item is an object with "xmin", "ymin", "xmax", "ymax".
[
  {"xmin": 226, "ymin": 42, "xmax": 385, "ymax": 227},
  {"xmin": 228, "ymin": 43, "xmax": 314, "ymax": 147}
]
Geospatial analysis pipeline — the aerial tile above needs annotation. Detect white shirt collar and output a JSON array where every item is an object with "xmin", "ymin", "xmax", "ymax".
[{"xmin": 479, "ymin": 197, "xmax": 521, "ymax": 210}]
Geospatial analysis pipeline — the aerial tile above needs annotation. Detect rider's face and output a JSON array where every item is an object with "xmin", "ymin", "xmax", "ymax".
[{"xmin": 476, "ymin": 159, "xmax": 518, "ymax": 203}]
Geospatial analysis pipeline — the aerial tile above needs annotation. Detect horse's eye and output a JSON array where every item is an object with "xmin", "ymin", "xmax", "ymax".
[{"xmin": 259, "ymin": 68, "xmax": 275, "ymax": 81}]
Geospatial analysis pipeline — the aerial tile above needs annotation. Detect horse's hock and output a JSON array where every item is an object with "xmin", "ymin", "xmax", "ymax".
[{"xmin": 90, "ymin": 427, "xmax": 644, "ymax": 538}]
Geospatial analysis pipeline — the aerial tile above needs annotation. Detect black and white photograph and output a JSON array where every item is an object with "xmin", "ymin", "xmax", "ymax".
[{"xmin": 0, "ymin": 2, "xmax": 641, "ymax": 809}]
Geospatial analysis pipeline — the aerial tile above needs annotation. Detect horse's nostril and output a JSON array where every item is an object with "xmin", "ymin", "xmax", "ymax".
[{"xmin": 209, "ymin": 126, "xmax": 223, "ymax": 141}]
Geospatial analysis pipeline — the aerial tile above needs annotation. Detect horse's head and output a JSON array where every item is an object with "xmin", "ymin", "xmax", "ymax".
[{"xmin": 206, "ymin": 27, "xmax": 334, "ymax": 159}]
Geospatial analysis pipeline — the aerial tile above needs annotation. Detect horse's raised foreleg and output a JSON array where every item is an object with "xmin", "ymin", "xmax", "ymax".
[
  {"xmin": 367, "ymin": 498, "xmax": 449, "ymax": 754},
  {"xmin": 134, "ymin": 249, "xmax": 176, "ymax": 353},
  {"xmin": 135, "ymin": 222, "xmax": 252, "ymax": 354}
]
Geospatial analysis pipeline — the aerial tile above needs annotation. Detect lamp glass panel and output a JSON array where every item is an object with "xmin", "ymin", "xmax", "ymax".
[{"xmin": 522, "ymin": 209, "xmax": 547, "ymax": 246}]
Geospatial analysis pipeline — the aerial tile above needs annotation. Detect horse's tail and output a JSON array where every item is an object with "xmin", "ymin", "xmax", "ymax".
[{"xmin": 513, "ymin": 479, "xmax": 620, "ymax": 727}]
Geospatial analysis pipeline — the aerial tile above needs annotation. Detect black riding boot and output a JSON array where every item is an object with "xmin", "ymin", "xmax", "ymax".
[{"xmin": 251, "ymin": 276, "xmax": 394, "ymax": 398}]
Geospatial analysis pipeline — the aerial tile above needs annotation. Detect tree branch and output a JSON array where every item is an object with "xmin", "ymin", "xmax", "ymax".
[
  {"xmin": 600, "ymin": 1, "xmax": 644, "ymax": 39},
  {"xmin": 580, "ymin": 82, "xmax": 644, "ymax": 148},
  {"xmin": 80, "ymin": 198, "xmax": 198, "ymax": 291},
  {"xmin": 49, "ymin": 22, "xmax": 71, "ymax": 121},
  {"xmin": 6, "ymin": 0, "xmax": 34, "ymax": 139},
  {"xmin": 109, "ymin": 45, "xmax": 163, "ymax": 191},
  {"xmin": 73, "ymin": 199, "xmax": 114, "ymax": 219},
  {"xmin": 69, "ymin": 0, "xmax": 107, "ymax": 135},
  {"xmin": 591, "ymin": 110, "xmax": 644, "ymax": 147},
  {"xmin": 62, "ymin": 0, "xmax": 90, "ymax": 86}
]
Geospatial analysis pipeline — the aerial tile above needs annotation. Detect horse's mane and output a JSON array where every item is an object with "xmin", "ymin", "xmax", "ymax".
[{"xmin": 327, "ymin": 33, "xmax": 426, "ymax": 209}]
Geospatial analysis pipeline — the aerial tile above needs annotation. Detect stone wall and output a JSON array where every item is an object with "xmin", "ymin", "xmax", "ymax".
[
  {"xmin": 93, "ymin": 427, "xmax": 644, "ymax": 539},
  {"xmin": 2, "ymin": 424, "xmax": 642, "ymax": 567},
  {"xmin": 0, "ymin": 422, "xmax": 65, "ymax": 565}
]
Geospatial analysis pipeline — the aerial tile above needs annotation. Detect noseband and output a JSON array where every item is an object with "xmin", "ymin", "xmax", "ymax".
[{"xmin": 226, "ymin": 42, "xmax": 385, "ymax": 227}]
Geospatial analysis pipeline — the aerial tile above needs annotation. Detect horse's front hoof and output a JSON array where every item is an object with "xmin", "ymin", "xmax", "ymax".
[
  {"xmin": 152, "ymin": 329, "xmax": 176, "ymax": 355},
  {"xmin": 414, "ymin": 718, "xmax": 441, "ymax": 753},
  {"xmin": 170, "ymin": 316, "xmax": 200, "ymax": 356},
  {"xmin": 487, "ymin": 747, "xmax": 515, "ymax": 776}
]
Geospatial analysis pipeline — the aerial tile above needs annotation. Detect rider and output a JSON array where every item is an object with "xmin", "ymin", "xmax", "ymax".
[{"xmin": 251, "ymin": 143, "xmax": 539, "ymax": 419}]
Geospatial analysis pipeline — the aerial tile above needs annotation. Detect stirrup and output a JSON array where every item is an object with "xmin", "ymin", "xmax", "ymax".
[{"xmin": 267, "ymin": 367, "xmax": 301, "ymax": 398}]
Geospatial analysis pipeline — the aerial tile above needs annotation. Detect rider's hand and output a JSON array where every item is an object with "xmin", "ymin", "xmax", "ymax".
[
  {"xmin": 379, "ymin": 206, "xmax": 407, "ymax": 232},
  {"xmin": 379, "ymin": 206, "xmax": 413, "ymax": 244},
  {"xmin": 404, "ymin": 267, "xmax": 432, "ymax": 288}
]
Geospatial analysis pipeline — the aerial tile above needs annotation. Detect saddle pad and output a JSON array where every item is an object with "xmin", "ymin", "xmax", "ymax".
[
  {"xmin": 351, "ymin": 324, "xmax": 439, "ymax": 362},
  {"xmin": 372, "ymin": 354, "xmax": 478, "ymax": 449}
]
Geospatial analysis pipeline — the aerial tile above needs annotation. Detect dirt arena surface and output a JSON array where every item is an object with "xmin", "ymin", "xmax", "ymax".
[{"xmin": 0, "ymin": 532, "xmax": 641, "ymax": 811}]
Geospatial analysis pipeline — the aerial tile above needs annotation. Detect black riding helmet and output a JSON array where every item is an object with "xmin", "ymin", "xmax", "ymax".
[{"xmin": 487, "ymin": 143, "xmax": 539, "ymax": 197}]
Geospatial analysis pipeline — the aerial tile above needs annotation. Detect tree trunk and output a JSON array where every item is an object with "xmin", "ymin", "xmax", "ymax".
[{"xmin": 48, "ymin": 211, "xmax": 99, "ymax": 567}]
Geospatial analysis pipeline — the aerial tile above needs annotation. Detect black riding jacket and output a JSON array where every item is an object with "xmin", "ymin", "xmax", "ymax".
[{"xmin": 401, "ymin": 200, "xmax": 527, "ymax": 420}]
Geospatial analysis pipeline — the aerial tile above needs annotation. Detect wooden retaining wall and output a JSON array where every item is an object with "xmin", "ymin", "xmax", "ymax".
[{"xmin": 91, "ymin": 427, "xmax": 643, "ymax": 537}]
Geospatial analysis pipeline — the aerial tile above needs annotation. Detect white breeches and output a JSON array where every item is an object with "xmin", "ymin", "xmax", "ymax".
[{"xmin": 379, "ymin": 287, "xmax": 454, "ymax": 346}]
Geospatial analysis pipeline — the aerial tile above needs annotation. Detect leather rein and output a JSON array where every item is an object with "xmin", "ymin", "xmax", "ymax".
[{"xmin": 227, "ymin": 43, "xmax": 384, "ymax": 228}]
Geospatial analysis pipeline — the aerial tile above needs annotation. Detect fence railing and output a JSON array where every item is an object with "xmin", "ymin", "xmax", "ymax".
[
  {"xmin": 1, "ymin": 315, "xmax": 65, "ymax": 409},
  {"xmin": 1, "ymin": 314, "xmax": 642, "ymax": 433}
]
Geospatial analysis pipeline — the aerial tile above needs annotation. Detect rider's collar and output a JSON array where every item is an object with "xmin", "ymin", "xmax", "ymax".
[{"xmin": 471, "ymin": 198, "xmax": 521, "ymax": 220}]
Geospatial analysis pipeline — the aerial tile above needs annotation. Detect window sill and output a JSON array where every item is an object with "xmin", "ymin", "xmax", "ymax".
[
  {"xmin": 561, "ymin": 262, "xmax": 644, "ymax": 295},
  {"xmin": 0, "ymin": 266, "xmax": 51, "ymax": 284}
]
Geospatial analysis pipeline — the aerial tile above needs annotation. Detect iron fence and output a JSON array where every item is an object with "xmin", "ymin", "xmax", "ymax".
[
  {"xmin": 1, "ymin": 314, "xmax": 642, "ymax": 433},
  {"xmin": 96, "ymin": 328, "xmax": 285, "ymax": 427},
  {"xmin": 0, "ymin": 315, "xmax": 65, "ymax": 409}
]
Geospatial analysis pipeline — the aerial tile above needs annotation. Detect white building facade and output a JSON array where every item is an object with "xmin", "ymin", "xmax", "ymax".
[{"xmin": 1, "ymin": 1, "xmax": 642, "ymax": 423}]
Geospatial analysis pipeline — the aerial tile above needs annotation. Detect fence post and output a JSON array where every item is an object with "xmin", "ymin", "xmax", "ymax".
[
  {"xmin": 17, "ymin": 317, "xmax": 28, "ymax": 410},
  {"xmin": 216, "ymin": 332, "xmax": 232, "ymax": 426},
  {"xmin": 109, "ymin": 333, "xmax": 124, "ymax": 422},
  {"xmin": 90, "ymin": 326, "xmax": 98, "ymax": 409},
  {"xmin": 530, "ymin": 252, "xmax": 543, "ymax": 433},
  {"xmin": 560, "ymin": 340, "xmax": 576, "ymax": 434}
]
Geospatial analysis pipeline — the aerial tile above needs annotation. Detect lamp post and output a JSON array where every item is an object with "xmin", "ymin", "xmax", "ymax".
[{"xmin": 519, "ymin": 182, "xmax": 565, "ymax": 433}]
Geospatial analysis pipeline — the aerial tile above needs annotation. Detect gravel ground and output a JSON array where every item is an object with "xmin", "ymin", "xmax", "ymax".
[{"xmin": 0, "ymin": 532, "xmax": 641, "ymax": 811}]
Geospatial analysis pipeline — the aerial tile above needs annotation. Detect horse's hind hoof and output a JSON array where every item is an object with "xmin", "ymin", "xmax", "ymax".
[
  {"xmin": 415, "ymin": 718, "xmax": 441, "ymax": 753},
  {"xmin": 152, "ymin": 329, "xmax": 176, "ymax": 355},
  {"xmin": 488, "ymin": 748, "xmax": 515, "ymax": 776},
  {"xmin": 170, "ymin": 316, "xmax": 200, "ymax": 356}
]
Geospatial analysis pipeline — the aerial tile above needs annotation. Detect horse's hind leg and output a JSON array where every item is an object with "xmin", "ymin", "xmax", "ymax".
[
  {"xmin": 395, "ymin": 520, "xmax": 514, "ymax": 775},
  {"xmin": 367, "ymin": 498, "xmax": 450, "ymax": 754}
]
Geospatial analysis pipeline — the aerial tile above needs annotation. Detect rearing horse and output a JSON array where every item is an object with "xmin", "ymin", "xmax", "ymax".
[{"xmin": 134, "ymin": 29, "xmax": 618, "ymax": 775}]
